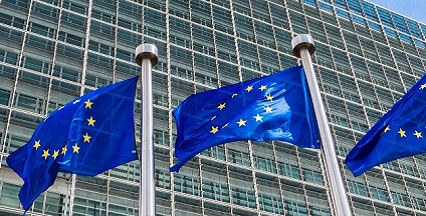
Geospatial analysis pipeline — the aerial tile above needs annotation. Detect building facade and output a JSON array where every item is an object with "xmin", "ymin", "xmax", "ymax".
[{"xmin": 0, "ymin": 0, "xmax": 426, "ymax": 215}]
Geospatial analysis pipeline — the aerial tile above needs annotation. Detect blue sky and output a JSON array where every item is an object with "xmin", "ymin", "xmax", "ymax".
[{"xmin": 367, "ymin": 0, "xmax": 426, "ymax": 24}]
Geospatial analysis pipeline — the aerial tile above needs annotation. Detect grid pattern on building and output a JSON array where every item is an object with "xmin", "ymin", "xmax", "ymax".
[{"xmin": 0, "ymin": 0, "xmax": 426, "ymax": 215}]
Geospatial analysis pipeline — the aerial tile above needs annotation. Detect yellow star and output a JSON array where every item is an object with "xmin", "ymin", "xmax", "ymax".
[
  {"xmin": 83, "ymin": 133, "xmax": 91, "ymax": 143},
  {"xmin": 42, "ymin": 149, "xmax": 50, "ymax": 160},
  {"xmin": 84, "ymin": 99, "xmax": 93, "ymax": 109},
  {"xmin": 52, "ymin": 150, "xmax": 59, "ymax": 160},
  {"xmin": 383, "ymin": 126, "xmax": 391, "ymax": 133},
  {"xmin": 61, "ymin": 146, "xmax": 67, "ymax": 155},
  {"xmin": 33, "ymin": 140, "xmax": 41, "ymax": 150},
  {"xmin": 414, "ymin": 130, "xmax": 423, "ymax": 138},
  {"xmin": 254, "ymin": 114, "xmax": 263, "ymax": 122},
  {"xmin": 266, "ymin": 94, "xmax": 273, "ymax": 101},
  {"xmin": 72, "ymin": 143, "xmax": 80, "ymax": 153},
  {"xmin": 217, "ymin": 103, "xmax": 226, "ymax": 110},
  {"xmin": 87, "ymin": 116, "xmax": 96, "ymax": 126},
  {"xmin": 210, "ymin": 126, "xmax": 219, "ymax": 134},
  {"xmin": 264, "ymin": 106, "xmax": 273, "ymax": 113},
  {"xmin": 398, "ymin": 128, "xmax": 406, "ymax": 137},
  {"xmin": 420, "ymin": 84, "xmax": 426, "ymax": 89},
  {"xmin": 259, "ymin": 85, "xmax": 267, "ymax": 91},
  {"xmin": 237, "ymin": 119, "xmax": 247, "ymax": 127},
  {"xmin": 245, "ymin": 86, "xmax": 253, "ymax": 92}
]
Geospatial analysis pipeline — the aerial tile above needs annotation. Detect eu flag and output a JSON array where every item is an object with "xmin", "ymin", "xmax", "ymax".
[
  {"xmin": 345, "ymin": 73, "xmax": 426, "ymax": 176},
  {"xmin": 6, "ymin": 77, "xmax": 139, "ymax": 211},
  {"xmin": 170, "ymin": 66, "xmax": 320, "ymax": 172}
]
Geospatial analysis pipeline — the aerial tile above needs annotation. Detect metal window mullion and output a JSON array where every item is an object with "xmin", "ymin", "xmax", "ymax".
[
  {"xmin": 209, "ymin": 0, "xmax": 221, "ymax": 88},
  {"xmin": 198, "ymin": 2, "xmax": 220, "ymax": 214},
  {"xmin": 41, "ymin": 0, "xmax": 67, "ymax": 213},
  {"xmin": 231, "ymin": 0, "xmax": 260, "ymax": 215},
  {"xmin": 188, "ymin": 0, "xmax": 197, "ymax": 94},
  {"xmin": 283, "ymin": 0, "xmax": 296, "ymax": 38},
  {"xmin": 276, "ymin": 0, "xmax": 299, "ymax": 212},
  {"xmin": 363, "ymin": 171, "xmax": 382, "ymax": 214},
  {"xmin": 229, "ymin": 0, "xmax": 242, "ymax": 83},
  {"xmin": 104, "ymin": 171, "xmax": 111, "ymax": 216},
  {"xmin": 43, "ymin": 0, "xmax": 65, "ymax": 120},
  {"xmin": 198, "ymin": 155, "xmax": 205, "ymax": 215},
  {"xmin": 164, "ymin": 0, "xmax": 176, "ymax": 215},
  {"xmin": 11, "ymin": 0, "xmax": 35, "ymax": 212},
  {"xmin": 248, "ymin": 0, "xmax": 264, "ymax": 75},
  {"xmin": 222, "ymin": 143, "xmax": 233, "ymax": 214},
  {"xmin": 68, "ymin": 1, "xmax": 93, "ymax": 216},
  {"xmin": 246, "ymin": 140, "xmax": 261, "ymax": 215},
  {"xmin": 42, "ymin": 190, "xmax": 47, "ymax": 214},
  {"xmin": 317, "ymin": 142, "xmax": 336, "ymax": 216},
  {"xmin": 80, "ymin": 0, "xmax": 93, "ymax": 95},
  {"xmin": 111, "ymin": 0, "xmax": 120, "ymax": 84},
  {"xmin": 398, "ymin": 169, "xmax": 417, "ymax": 210},
  {"xmin": 268, "ymin": 14, "xmax": 283, "ymax": 70},
  {"xmin": 226, "ymin": 1, "xmax": 242, "ymax": 213},
  {"xmin": 411, "ymin": 156, "xmax": 424, "ymax": 188},
  {"xmin": 399, "ymin": 51, "xmax": 420, "ymax": 82},
  {"xmin": 270, "ymin": 141, "xmax": 287, "ymax": 215},
  {"xmin": 301, "ymin": 156, "xmax": 312, "ymax": 216},
  {"xmin": 379, "ymin": 169, "xmax": 397, "ymax": 213},
  {"xmin": 294, "ymin": 141, "xmax": 309, "ymax": 215},
  {"xmin": 102, "ymin": 2, "xmax": 120, "ymax": 215},
  {"xmin": 0, "ymin": 0, "xmax": 34, "ymax": 169}
]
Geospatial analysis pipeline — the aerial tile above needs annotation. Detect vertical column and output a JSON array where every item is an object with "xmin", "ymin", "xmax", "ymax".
[
  {"xmin": 291, "ymin": 34, "xmax": 352, "ymax": 216},
  {"xmin": 135, "ymin": 44, "xmax": 158, "ymax": 216}
]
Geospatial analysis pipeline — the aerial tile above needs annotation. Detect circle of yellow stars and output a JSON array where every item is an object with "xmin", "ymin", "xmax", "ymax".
[
  {"xmin": 209, "ymin": 84, "xmax": 274, "ymax": 134},
  {"xmin": 33, "ymin": 98, "xmax": 96, "ymax": 160},
  {"xmin": 382, "ymin": 126, "xmax": 423, "ymax": 139}
]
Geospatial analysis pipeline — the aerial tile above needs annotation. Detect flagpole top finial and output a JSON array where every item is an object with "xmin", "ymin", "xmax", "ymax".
[
  {"xmin": 135, "ymin": 44, "xmax": 158, "ymax": 67},
  {"xmin": 291, "ymin": 34, "xmax": 315, "ymax": 58}
]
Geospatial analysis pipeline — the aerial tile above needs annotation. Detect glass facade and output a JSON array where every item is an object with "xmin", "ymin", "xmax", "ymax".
[{"xmin": 0, "ymin": 0, "xmax": 426, "ymax": 215}]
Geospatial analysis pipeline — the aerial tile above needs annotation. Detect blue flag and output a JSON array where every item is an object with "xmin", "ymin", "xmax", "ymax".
[
  {"xmin": 345, "ymin": 73, "xmax": 426, "ymax": 176},
  {"xmin": 170, "ymin": 66, "xmax": 320, "ymax": 172},
  {"xmin": 6, "ymin": 77, "xmax": 139, "ymax": 212}
]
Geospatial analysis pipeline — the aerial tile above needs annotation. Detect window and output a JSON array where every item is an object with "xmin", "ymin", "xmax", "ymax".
[
  {"xmin": 228, "ymin": 147, "xmax": 250, "ymax": 167},
  {"xmin": 0, "ymin": 12, "xmax": 25, "ymax": 29},
  {"xmin": 348, "ymin": 181, "xmax": 368, "ymax": 197},
  {"xmin": 202, "ymin": 180, "xmax": 229, "ymax": 202},
  {"xmin": 174, "ymin": 173, "xmax": 200, "ymax": 196}
]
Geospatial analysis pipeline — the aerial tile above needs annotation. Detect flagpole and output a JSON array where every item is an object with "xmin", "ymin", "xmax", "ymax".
[
  {"xmin": 135, "ymin": 44, "xmax": 158, "ymax": 216},
  {"xmin": 291, "ymin": 34, "xmax": 352, "ymax": 215}
]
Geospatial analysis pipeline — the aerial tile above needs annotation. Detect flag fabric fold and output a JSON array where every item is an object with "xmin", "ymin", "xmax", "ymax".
[
  {"xmin": 345, "ymin": 73, "xmax": 426, "ymax": 177},
  {"xmin": 170, "ymin": 65, "xmax": 320, "ymax": 172},
  {"xmin": 6, "ymin": 77, "xmax": 139, "ymax": 212}
]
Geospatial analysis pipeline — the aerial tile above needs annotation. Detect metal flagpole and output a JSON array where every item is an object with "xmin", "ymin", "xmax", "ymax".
[
  {"xmin": 291, "ymin": 34, "xmax": 352, "ymax": 215},
  {"xmin": 135, "ymin": 44, "xmax": 158, "ymax": 216}
]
